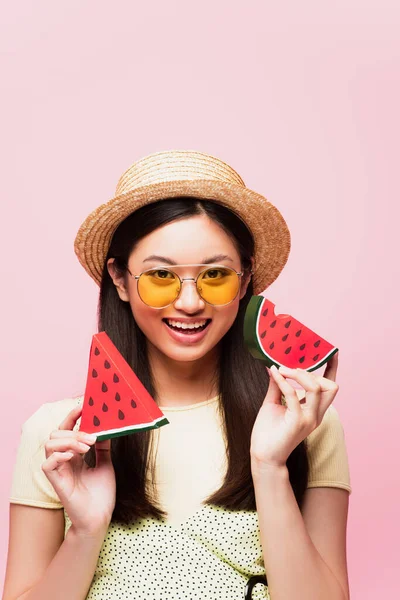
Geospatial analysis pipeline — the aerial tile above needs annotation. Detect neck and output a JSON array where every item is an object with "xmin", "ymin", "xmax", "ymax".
[{"xmin": 146, "ymin": 342, "xmax": 220, "ymax": 407}]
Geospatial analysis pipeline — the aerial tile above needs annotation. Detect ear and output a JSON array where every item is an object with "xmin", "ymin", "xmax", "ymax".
[
  {"xmin": 107, "ymin": 258, "xmax": 130, "ymax": 302},
  {"xmin": 239, "ymin": 257, "xmax": 254, "ymax": 300}
]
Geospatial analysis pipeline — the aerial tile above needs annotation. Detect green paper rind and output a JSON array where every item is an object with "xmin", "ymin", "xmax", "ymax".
[
  {"xmin": 94, "ymin": 416, "xmax": 170, "ymax": 441},
  {"xmin": 243, "ymin": 295, "xmax": 267, "ymax": 361}
]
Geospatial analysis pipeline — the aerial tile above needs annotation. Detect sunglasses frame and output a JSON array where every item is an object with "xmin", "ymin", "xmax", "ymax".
[{"xmin": 125, "ymin": 263, "xmax": 245, "ymax": 309}]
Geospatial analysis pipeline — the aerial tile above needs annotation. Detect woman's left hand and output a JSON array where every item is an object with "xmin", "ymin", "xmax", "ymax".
[{"xmin": 250, "ymin": 353, "xmax": 340, "ymax": 471}]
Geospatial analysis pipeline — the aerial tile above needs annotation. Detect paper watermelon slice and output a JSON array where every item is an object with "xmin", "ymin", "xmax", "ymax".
[
  {"xmin": 244, "ymin": 295, "xmax": 338, "ymax": 372},
  {"xmin": 79, "ymin": 332, "xmax": 169, "ymax": 441}
]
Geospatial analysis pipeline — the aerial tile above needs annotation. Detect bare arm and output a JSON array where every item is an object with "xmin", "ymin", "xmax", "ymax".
[
  {"xmin": 4, "ymin": 403, "xmax": 115, "ymax": 600},
  {"xmin": 252, "ymin": 462, "xmax": 350, "ymax": 600},
  {"xmin": 2, "ymin": 504, "xmax": 108, "ymax": 600}
]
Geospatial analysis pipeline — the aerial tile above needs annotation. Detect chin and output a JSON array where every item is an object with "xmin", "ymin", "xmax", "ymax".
[{"xmin": 153, "ymin": 341, "xmax": 219, "ymax": 363}]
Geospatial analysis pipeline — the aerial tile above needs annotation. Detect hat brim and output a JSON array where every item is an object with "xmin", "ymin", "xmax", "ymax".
[{"xmin": 74, "ymin": 179, "xmax": 291, "ymax": 295}]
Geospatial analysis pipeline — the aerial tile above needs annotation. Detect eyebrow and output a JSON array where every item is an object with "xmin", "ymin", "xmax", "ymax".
[{"xmin": 142, "ymin": 254, "xmax": 234, "ymax": 265}]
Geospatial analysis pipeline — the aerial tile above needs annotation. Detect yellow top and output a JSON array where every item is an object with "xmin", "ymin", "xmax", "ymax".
[{"xmin": 9, "ymin": 392, "xmax": 351, "ymax": 599}]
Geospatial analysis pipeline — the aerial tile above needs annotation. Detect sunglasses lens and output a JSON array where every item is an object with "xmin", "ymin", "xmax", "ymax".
[
  {"xmin": 138, "ymin": 269, "xmax": 180, "ymax": 307},
  {"xmin": 197, "ymin": 267, "xmax": 240, "ymax": 305}
]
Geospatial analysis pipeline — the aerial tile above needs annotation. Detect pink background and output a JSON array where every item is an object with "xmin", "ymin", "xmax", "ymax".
[{"xmin": 1, "ymin": 1, "xmax": 399, "ymax": 597}]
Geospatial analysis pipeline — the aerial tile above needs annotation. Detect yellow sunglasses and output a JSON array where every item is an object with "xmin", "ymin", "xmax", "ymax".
[{"xmin": 125, "ymin": 264, "xmax": 245, "ymax": 308}]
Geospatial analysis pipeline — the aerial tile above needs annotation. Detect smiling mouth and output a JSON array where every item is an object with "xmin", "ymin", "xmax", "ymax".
[{"xmin": 162, "ymin": 319, "xmax": 212, "ymax": 334}]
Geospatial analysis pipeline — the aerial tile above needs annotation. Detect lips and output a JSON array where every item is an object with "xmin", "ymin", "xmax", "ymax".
[
  {"xmin": 162, "ymin": 318, "xmax": 211, "ymax": 334},
  {"xmin": 162, "ymin": 319, "xmax": 211, "ymax": 345}
]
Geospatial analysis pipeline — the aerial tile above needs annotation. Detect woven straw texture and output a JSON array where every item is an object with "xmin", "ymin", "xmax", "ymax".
[{"xmin": 74, "ymin": 150, "xmax": 291, "ymax": 295}]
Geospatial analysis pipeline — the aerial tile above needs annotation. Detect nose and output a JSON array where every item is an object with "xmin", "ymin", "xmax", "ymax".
[{"xmin": 173, "ymin": 278, "xmax": 206, "ymax": 312}]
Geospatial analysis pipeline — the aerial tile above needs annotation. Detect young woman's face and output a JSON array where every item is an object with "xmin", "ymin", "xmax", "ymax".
[{"xmin": 108, "ymin": 214, "xmax": 251, "ymax": 364}]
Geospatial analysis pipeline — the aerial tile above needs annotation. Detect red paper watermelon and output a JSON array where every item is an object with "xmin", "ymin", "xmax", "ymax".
[
  {"xmin": 79, "ymin": 332, "xmax": 169, "ymax": 441},
  {"xmin": 244, "ymin": 295, "xmax": 338, "ymax": 372}
]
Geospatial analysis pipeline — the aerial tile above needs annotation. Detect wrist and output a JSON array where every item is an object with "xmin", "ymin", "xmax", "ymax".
[
  {"xmin": 68, "ymin": 522, "xmax": 110, "ymax": 542},
  {"xmin": 250, "ymin": 455, "xmax": 289, "ymax": 480}
]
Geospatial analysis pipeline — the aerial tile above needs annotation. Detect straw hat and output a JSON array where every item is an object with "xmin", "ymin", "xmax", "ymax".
[{"xmin": 74, "ymin": 150, "xmax": 291, "ymax": 295}]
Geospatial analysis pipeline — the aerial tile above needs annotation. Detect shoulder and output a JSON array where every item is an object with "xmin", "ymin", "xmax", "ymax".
[
  {"xmin": 306, "ymin": 403, "xmax": 346, "ymax": 449},
  {"xmin": 292, "ymin": 389, "xmax": 347, "ymax": 447},
  {"xmin": 10, "ymin": 396, "xmax": 84, "ymax": 508},
  {"xmin": 305, "ymin": 402, "xmax": 352, "ymax": 494},
  {"xmin": 21, "ymin": 396, "xmax": 84, "ymax": 441}
]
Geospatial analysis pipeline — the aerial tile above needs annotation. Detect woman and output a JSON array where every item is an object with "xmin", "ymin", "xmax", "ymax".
[{"xmin": 4, "ymin": 151, "xmax": 351, "ymax": 600}]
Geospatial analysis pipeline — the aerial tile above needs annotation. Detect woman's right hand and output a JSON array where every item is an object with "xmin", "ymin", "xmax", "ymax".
[{"xmin": 42, "ymin": 403, "xmax": 116, "ymax": 536}]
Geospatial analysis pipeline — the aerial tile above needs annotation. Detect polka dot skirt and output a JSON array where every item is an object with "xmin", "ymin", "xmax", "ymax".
[{"xmin": 64, "ymin": 504, "xmax": 270, "ymax": 599}]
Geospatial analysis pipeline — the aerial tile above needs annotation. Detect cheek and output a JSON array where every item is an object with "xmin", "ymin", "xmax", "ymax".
[
  {"xmin": 218, "ymin": 303, "xmax": 240, "ymax": 333},
  {"xmin": 128, "ymin": 295, "xmax": 159, "ymax": 333},
  {"xmin": 206, "ymin": 300, "xmax": 240, "ymax": 341}
]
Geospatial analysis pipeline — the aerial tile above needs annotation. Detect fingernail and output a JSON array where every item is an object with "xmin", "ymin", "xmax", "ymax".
[
  {"xmin": 278, "ymin": 365, "xmax": 292, "ymax": 373},
  {"xmin": 83, "ymin": 434, "xmax": 97, "ymax": 443}
]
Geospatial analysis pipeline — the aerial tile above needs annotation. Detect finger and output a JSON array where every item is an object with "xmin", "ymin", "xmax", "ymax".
[
  {"xmin": 57, "ymin": 404, "xmax": 83, "ymax": 431},
  {"xmin": 278, "ymin": 366, "xmax": 338, "ymax": 416},
  {"xmin": 42, "ymin": 450, "xmax": 74, "ymax": 478},
  {"xmin": 42, "ymin": 450, "xmax": 74, "ymax": 470},
  {"xmin": 278, "ymin": 366, "xmax": 338, "ymax": 394},
  {"xmin": 49, "ymin": 429, "xmax": 97, "ymax": 445},
  {"xmin": 264, "ymin": 367, "xmax": 286, "ymax": 405},
  {"xmin": 269, "ymin": 366, "xmax": 302, "ymax": 415},
  {"xmin": 323, "ymin": 351, "xmax": 339, "ymax": 381},
  {"xmin": 44, "ymin": 438, "xmax": 91, "ymax": 459},
  {"xmin": 41, "ymin": 451, "xmax": 75, "ymax": 494}
]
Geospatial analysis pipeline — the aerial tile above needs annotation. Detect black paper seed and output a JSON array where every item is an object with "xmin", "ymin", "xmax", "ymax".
[
  {"xmin": 295, "ymin": 329, "xmax": 302, "ymax": 337},
  {"xmin": 102, "ymin": 382, "xmax": 108, "ymax": 392},
  {"xmin": 260, "ymin": 331, "xmax": 266, "ymax": 339},
  {"xmin": 314, "ymin": 340, "xmax": 321, "ymax": 348},
  {"xmin": 131, "ymin": 399, "xmax": 137, "ymax": 408},
  {"xmin": 88, "ymin": 397, "xmax": 94, "ymax": 407},
  {"xmin": 300, "ymin": 343, "xmax": 306, "ymax": 350},
  {"xmin": 285, "ymin": 320, "xmax": 292, "ymax": 329},
  {"xmin": 113, "ymin": 374, "xmax": 119, "ymax": 383},
  {"xmin": 284, "ymin": 346, "xmax": 292, "ymax": 354},
  {"xmin": 104, "ymin": 360, "xmax": 111, "ymax": 369},
  {"xmin": 313, "ymin": 354, "xmax": 320, "ymax": 361},
  {"xmin": 270, "ymin": 320, "xmax": 276, "ymax": 328},
  {"xmin": 282, "ymin": 334, "xmax": 289, "ymax": 341},
  {"xmin": 118, "ymin": 410, "xmax": 125, "ymax": 420},
  {"xmin": 92, "ymin": 369, "xmax": 98, "ymax": 378},
  {"xmin": 94, "ymin": 347, "xmax": 100, "ymax": 356},
  {"xmin": 299, "ymin": 356, "xmax": 305, "ymax": 363},
  {"xmin": 269, "ymin": 342, "xmax": 274, "ymax": 350},
  {"xmin": 262, "ymin": 308, "xmax": 268, "ymax": 316},
  {"xmin": 93, "ymin": 415, "xmax": 100, "ymax": 427},
  {"xmin": 102, "ymin": 403, "xmax": 108, "ymax": 412},
  {"xmin": 115, "ymin": 392, "xmax": 121, "ymax": 401}
]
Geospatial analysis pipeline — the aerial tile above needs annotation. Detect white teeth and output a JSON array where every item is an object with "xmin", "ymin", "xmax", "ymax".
[{"xmin": 166, "ymin": 319, "xmax": 208, "ymax": 330}]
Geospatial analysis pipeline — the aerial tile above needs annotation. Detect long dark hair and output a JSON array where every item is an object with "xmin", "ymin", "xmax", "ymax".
[{"xmin": 84, "ymin": 197, "xmax": 309, "ymax": 523}]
